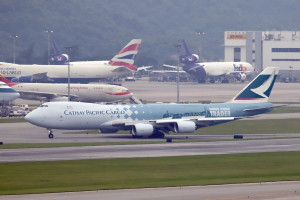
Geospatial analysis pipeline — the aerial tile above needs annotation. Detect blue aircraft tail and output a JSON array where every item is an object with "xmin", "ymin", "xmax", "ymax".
[
  {"xmin": 179, "ymin": 40, "xmax": 199, "ymax": 65},
  {"xmin": 49, "ymin": 39, "xmax": 69, "ymax": 65},
  {"xmin": 229, "ymin": 67, "xmax": 279, "ymax": 103}
]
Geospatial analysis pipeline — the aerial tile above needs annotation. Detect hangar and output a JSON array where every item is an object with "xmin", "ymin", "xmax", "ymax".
[{"xmin": 224, "ymin": 31, "xmax": 300, "ymax": 81}]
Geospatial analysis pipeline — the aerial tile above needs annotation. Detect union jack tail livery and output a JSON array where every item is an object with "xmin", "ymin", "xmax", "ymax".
[
  {"xmin": 229, "ymin": 67, "xmax": 279, "ymax": 103},
  {"xmin": 109, "ymin": 39, "xmax": 141, "ymax": 71}
]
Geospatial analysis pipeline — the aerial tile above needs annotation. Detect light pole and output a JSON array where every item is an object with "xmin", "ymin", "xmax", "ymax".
[
  {"xmin": 11, "ymin": 35, "xmax": 18, "ymax": 63},
  {"xmin": 195, "ymin": 31, "xmax": 205, "ymax": 62},
  {"xmin": 44, "ymin": 30, "xmax": 54, "ymax": 65},
  {"xmin": 174, "ymin": 43, "xmax": 182, "ymax": 104},
  {"xmin": 64, "ymin": 46, "xmax": 73, "ymax": 101}
]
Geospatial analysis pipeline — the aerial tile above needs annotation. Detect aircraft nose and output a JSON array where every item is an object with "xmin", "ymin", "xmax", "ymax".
[
  {"xmin": 14, "ymin": 92, "xmax": 20, "ymax": 99},
  {"xmin": 25, "ymin": 109, "xmax": 43, "ymax": 126}
]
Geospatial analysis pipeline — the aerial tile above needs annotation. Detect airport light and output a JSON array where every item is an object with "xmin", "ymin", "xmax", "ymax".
[
  {"xmin": 195, "ymin": 31, "xmax": 205, "ymax": 62},
  {"xmin": 174, "ymin": 43, "xmax": 182, "ymax": 104},
  {"xmin": 44, "ymin": 30, "xmax": 54, "ymax": 65},
  {"xmin": 64, "ymin": 46, "xmax": 73, "ymax": 101},
  {"xmin": 11, "ymin": 35, "xmax": 18, "ymax": 63}
]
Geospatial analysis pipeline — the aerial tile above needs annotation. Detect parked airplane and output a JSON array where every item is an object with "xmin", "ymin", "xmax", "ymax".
[
  {"xmin": 0, "ymin": 81, "xmax": 19, "ymax": 102},
  {"xmin": 49, "ymin": 39, "xmax": 69, "ymax": 65},
  {"xmin": 179, "ymin": 40, "xmax": 254, "ymax": 83},
  {"xmin": 25, "ymin": 67, "xmax": 279, "ymax": 139},
  {"xmin": 0, "ymin": 73, "xmax": 133, "ymax": 103},
  {"xmin": 0, "ymin": 39, "xmax": 141, "ymax": 83}
]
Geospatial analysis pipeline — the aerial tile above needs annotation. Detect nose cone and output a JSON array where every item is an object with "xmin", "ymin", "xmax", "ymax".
[
  {"xmin": 25, "ymin": 109, "xmax": 44, "ymax": 127},
  {"xmin": 13, "ymin": 92, "xmax": 20, "ymax": 100}
]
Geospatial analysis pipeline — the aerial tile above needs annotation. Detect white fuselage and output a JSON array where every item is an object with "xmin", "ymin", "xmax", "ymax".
[
  {"xmin": 201, "ymin": 62, "xmax": 254, "ymax": 76},
  {"xmin": 0, "ymin": 61, "xmax": 132, "ymax": 83},
  {"xmin": 0, "ymin": 81, "xmax": 20, "ymax": 102},
  {"xmin": 12, "ymin": 83, "xmax": 132, "ymax": 102}
]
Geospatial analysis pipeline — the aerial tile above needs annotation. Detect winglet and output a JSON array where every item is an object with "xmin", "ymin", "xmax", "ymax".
[
  {"xmin": 0, "ymin": 73, "xmax": 18, "ymax": 87},
  {"xmin": 108, "ymin": 39, "xmax": 141, "ymax": 71},
  {"xmin": 229, "ymin": 67, "xmax": 279, "ymax": 103}
]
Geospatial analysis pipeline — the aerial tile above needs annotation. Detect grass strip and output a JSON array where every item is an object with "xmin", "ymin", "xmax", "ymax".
[
  {"xmin": 0, "ymin": 118, "xmax": 26, "ymax": 123},
  {"xmin": 1, "ymin": 151, "xmax": 300, "ymax": 195}
]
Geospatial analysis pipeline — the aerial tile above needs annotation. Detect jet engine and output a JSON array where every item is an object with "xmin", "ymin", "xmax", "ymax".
[
  {"xmin": 236, "ymin": 73, "xmax": 247, "ymax": 81},
  {"xmin": 173, "ymin": 121, "xmax": 196, "ymax": 133},
  {"xmin": 131, "ymin": 123, "xmax": 154, "ymax": 137},
  {"xmin": 179, "ymin": 54, "xmax": 199, "ymax": 65}
]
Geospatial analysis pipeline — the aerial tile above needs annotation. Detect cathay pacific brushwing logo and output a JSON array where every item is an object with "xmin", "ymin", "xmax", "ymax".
[
  {"xmin": 235, "ymin": 73, "xmax": 276, "ymax": 100},
  {"xmin": 250, "ymin": 71, "xmax": 275, "ymax": 98}
]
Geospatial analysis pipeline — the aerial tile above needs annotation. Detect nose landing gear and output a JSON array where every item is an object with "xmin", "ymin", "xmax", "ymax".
[{"xmin": 48, "ymin": 129, "xmax": 54, "ymax": 139}]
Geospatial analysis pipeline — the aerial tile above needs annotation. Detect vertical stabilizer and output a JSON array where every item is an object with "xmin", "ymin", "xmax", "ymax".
[
  {"xmin": 229, "ymin": 67, "xmax": 279, "ymax": 103},
  {"xmin": 108, "ymin": 39, "xmax": 142, "ymax": 71},
  {"xmin": 0, "ymin": 73, "xmax": 18, "ymax": 87}
]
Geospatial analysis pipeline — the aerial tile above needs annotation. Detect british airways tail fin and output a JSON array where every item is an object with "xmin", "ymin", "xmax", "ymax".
[
  {"xmin": 229, "ymin": 67, "xmax": 279, "ymax": 103},
  {"xmin": 0, "ymin": 73, "xmax": 18, "ymax": 87},
  {"xmin": 108, "ymin": 39, "xmax": 141, "ymax": 71}
]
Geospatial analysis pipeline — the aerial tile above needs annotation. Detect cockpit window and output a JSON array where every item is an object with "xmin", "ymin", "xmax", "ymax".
[{"xmin": 40, "ymin": 105, "xmax": 48, "ymax": 107}]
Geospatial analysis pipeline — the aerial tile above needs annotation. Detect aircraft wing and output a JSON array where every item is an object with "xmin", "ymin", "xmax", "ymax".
[
  {"xmin": 111, "ymin": 116, "xmax": 236, "ymax": 128},
  {"xmin": 17, "ymin": 91, "xmax": 79, "ymax": 101},
  {"xmin": 151, "ymin": 70, "xmax": 186, "ymax": 74}
]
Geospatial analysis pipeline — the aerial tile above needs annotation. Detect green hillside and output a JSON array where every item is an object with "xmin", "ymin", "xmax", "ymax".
[{"xmin": 1, "ymin": 0, "xmax": 300, "ymax": 66}]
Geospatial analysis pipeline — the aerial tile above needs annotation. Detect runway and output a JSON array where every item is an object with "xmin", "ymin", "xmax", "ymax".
[
  {"xmin": 122, "ymin": 80, "xmax": 300, "ymax": 103},
  {"xmin": 3, "ymin": 80, "xmax": 300, "ymax": 199},
  {"xmin": 1, "ymin": 181, "xmax": 300, "ymax": 200},
  {"xmin": 2, "ymin": 138, "xmax": 300, "ymax": 163},
  {"xmin": 1, "ymin": 111, "xmax": 300, "ymax": 144}
]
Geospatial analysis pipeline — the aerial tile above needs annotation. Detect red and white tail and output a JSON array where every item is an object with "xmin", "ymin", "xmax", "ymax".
[
  {"xmin": 0, "ymin": 73, "xmax": 18, "ymax": 87},
  {"xmin": 108, "ymin": 39, "xmax": 141, "ymax": 71}
]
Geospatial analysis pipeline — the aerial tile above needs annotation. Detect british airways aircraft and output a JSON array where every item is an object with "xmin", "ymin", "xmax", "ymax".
[
  {"xmin": 179, "ymin": 40, "xmax": 254, "ymax": 83},
  {"xmin": 26, "ymin": 67, "xmax": 278, "ymax": 139},
  {"xmin": 0, "ymin": 39, "xmax": 141, "ymax": 83},
  {"xmin": 0, "ymin": 81, "xmax": 19, "ymax": 102}
]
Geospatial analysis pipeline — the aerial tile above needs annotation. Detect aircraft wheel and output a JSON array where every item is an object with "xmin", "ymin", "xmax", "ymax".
[{"xmin": 48, "ymin": 130, "xmax": 54, "ymax": 139}]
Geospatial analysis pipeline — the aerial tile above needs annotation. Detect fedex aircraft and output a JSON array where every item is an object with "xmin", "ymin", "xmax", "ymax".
[
  {"xmin": 0, "ymin": 73, "xmax": 132, "ymax": 103},
  {"xmin": 179, "ymin": 40, "xmax": 254, "ymax": 83},
  {"xmin": 0, "ymin": 81, "xmax": 19, "ymax": 102},
  {"xmin": 49, "ymin": 39, "xmax": 69, "ymax": 65},
  {"xmin": 25, "ymin": 67, "xmax": 279, "ymax": 139},
  {"xmin": 0, "ymin": 39, "xmax": 141, "ymax": 83}
]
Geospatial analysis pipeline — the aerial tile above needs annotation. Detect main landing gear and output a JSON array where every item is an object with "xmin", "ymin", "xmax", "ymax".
[{"xmin": 48, "ymin": 129, "xmax": 54, "ymax": 139}]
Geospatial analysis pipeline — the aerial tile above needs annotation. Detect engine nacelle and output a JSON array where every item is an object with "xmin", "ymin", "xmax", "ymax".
[
  {"xmin": 236, "ymin": 73, "xmax": 247, "ymax": 81},
  {"xmin": 131, "ymin": 123, "xmax": 154, "ymax": 137},
  {"xmin": 61, "ymin": 54, "xmax": 69, "ymax": 62},
  {"xmin": 191, "ymin": 54, "xmax": 200, "ymax": 62},
  {"xmin": 173, "ymin": 121, "xmax": 196, "ymax": 133},
  {"xmin": 179, "ymin": 54, "xmax": 199, "ymax": 65}
]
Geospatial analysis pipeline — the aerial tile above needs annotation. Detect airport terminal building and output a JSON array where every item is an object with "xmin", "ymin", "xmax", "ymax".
[{"xmin": 224, "ymin": 31, "xmax": 300, "ymax": 81}]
